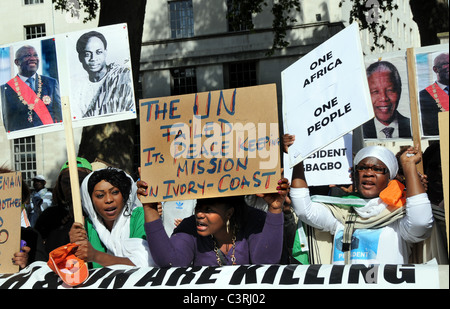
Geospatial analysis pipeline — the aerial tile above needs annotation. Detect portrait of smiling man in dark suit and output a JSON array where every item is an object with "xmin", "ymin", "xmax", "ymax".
[
  {"xmin": 363, "ymin": 61, "xmax": 412, "ymax": 139},
  {"xmin": 1, "ymin": 44, "xmax": 62, "ymax": 133}
]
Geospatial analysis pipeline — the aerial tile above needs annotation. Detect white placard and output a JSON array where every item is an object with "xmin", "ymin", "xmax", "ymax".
[
  {"xmin": 304, "ymin": 133, "xmax": 353, "ymax": 186},
  {"xmin": 283, "ymin": 134, "xmax": 353, "ymax": 187},
  {"xmin": 282, "ymin": 23, "xmax": 373, "ymax": 168}
]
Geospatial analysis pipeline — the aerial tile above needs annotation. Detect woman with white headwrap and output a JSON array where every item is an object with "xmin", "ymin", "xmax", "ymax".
[
  {"xmin": 288, "ymin": 137, "xmax": 433, "ymax": 265},
  {"xmin": 69, "ymin": 167, "xmax": 155, "ymax": 268}
]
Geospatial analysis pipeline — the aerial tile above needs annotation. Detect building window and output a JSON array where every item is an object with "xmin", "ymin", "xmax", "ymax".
[
  {"xmin": 169, "ymin": 0, "xmax": 194, "ymax": 39},
  {"xmin": 24, "ymin": 24, "xmax": 46, "ymax": 39},
  {"xmin": 227, "ymin": 0, "xmax": 252, "ymax": 32},
  {"xmin": 227, "ymin": 61, "xmax": 257, "ymax": 88},
  {"xmin": 13, "ymin": 137, "xmax": 36, "ymax": 187},
  {"xmin": 171, "ymin": 67, "xmax": 197, "ymax": 95},
  {"xmin": 24, "ymin": 0, "xmax": 44, "ymax": 4}
]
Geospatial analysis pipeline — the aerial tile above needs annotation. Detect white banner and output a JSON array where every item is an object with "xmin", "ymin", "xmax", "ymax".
[
  {"xmin": 282, "ymin": 23, "xmax": 373, "ymax": 168},
  {"xmin": 0, "ymin": 262, "xmax": 444, "ymax": 290}
]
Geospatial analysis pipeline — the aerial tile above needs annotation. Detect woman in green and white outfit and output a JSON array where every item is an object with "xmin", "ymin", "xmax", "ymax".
[{"xmin": 69, "ymin": 167, "xmax": 155, "ymax": 268}]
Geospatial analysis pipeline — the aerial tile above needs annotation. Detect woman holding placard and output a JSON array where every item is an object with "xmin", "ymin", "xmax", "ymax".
[
  {"xmin": 286, "ymin": 134, "xmax": 433, "ymax": 265},
  {"xmin": 138, "ymin": 177, "xmax": 289, "ymax": 267},
  {"xmin": 69, "ymin": 167, "xmax": 155, "ymax": 268}
]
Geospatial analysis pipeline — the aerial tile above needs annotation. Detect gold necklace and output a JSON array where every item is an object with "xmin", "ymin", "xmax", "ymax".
[
  {"xmin": 14, "ymin": 75, "xmax": 43, "ymax": 123},
  {"xmin": 213, "ymin": 234, "xmax": 237, "ymax": 266},
  {"xmin": 14, "ymin": 75, "xmax": 43, "ymax": 110}
]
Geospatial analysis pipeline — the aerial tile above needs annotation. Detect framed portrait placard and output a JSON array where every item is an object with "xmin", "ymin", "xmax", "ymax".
[
  {"xmin": 414, "ymin": 44, "xmax": 449, "ymax": 137},
  {"xmin": 0, "ymin": 23, "xmax": 136, "ymax": 139},
  {"xmin": 364, "ymin": 51, "xmax": 413, "ymax": 140}
]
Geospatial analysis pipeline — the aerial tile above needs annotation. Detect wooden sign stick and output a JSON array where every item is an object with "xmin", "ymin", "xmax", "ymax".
[
  {"xmin": 438, "ymin": 112, "xmax": 449, "ymax": 255},
  {"xmin": 406, "ymin": 47, "xmax": 423, "ymax": 174},
  {"xmin": 61, "ymin": 96, "xmax": 84, "ymax": 224}
]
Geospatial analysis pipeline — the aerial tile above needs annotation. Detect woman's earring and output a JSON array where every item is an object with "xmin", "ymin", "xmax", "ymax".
[{"xmin": 226, "ymin": 219, "xmax": 230, "ymax": 234}]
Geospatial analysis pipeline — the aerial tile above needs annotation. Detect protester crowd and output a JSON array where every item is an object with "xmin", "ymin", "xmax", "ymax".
[{"xmin": 1, "ymin": 132, "xmax": 446, "ymax": 275}]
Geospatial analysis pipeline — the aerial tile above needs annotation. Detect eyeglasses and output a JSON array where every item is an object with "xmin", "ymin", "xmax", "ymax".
[
  {"xmin": 19, "ymin": 53, "xmax": 39, "ymax": 60},
  {"xmin": 354, "ymin": 165, "xmax": 389, "ymax": 175}
]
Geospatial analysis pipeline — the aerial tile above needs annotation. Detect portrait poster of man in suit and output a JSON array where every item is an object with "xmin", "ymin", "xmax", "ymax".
[
  {"xmin": 66, "ymin": 24, "xmax": 136, "ymax": 126},
  {"xmin": 416, "ymin": 45, "xmax": 449, "ymax": 137},
  {"xmin": 363, "ymin": 54, "xmax": 412, "ymax": 140},
  {"xmin": 1, "ymin": 39, "xmax": 62, "ymax": 137}
]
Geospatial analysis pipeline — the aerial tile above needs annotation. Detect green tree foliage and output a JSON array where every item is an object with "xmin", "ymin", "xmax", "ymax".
[
  {"xmin": 340, "ymin": 0, "xmax": 398, "ymax": 51},
  {"xmin": 52, "ymin": 0, "xmax": 99, "ymax": 23},
  {"xmin": 227, "ymin": 0, "xmax": 302, "ymax": 55}
]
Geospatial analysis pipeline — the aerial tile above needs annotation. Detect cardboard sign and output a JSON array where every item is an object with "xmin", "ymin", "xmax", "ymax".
[
  {"xmin": 282, "ymin": 23, "xmax": 373, "ymax": 168},
  {"xmin": 0, "ymin": 172, "xmax": 22, "ymax": 274},
  {"xmin": 139, "ymin": 84, "xmax": 281, "ymax": 202}
]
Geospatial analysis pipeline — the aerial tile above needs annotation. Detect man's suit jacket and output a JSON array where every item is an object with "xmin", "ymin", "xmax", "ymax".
[
  {"xmin": 363, "ymin": 111, "xmax": 412, "ymax": 139},
  {"xmin": 1, "ymin": 74, "xmax": 62, "ymax": 132},
  {"xmin": 419, "ymin": 88, "xmax": 441, "ymax": 136}
]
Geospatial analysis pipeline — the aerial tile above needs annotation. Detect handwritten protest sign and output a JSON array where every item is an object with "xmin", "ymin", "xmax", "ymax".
[
  {"xmin": 282, "ymin": 23, "xmax": 373, "ymax": 168},
  {"xmin": 0, "ymin": 172, "xmax": 22, "ymax": 274},
  {"xmin": 139, "ymin": 84, "xmax": 281, "ymax": 202}
]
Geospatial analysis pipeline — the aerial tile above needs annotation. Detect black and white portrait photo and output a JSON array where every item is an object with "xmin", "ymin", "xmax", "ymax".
[{"xmin": 67, "ymin": 24, "xmax": 136, "ymax": 123}]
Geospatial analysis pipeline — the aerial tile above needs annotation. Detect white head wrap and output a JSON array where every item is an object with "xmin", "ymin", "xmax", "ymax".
[
  {"xmin": 354, "ymin": 146, "xmax": 398, "ymax": 180},
  {"xmin": 81, "ymin": 168, "xmax": 156, "ymax": 267}
]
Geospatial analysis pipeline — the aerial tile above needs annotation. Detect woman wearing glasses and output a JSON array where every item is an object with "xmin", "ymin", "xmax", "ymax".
[{"xmin": 286, "ymin": 134, "xmax": 433, "ymax": 265}]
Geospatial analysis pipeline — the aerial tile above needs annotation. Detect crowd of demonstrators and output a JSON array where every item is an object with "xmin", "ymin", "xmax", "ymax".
[
  {"xmin": 25, "ymin": 175, "xmax": 53, "ymax": 227},
  {"xmin": 1, "ymin": 134, "xmax": 446, "ymax": 273}
]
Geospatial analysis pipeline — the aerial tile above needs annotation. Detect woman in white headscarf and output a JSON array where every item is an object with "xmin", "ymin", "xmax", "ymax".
[
  {"xmin": 69, "ymin": 167, "xmax": 155, "ymax": 268},
  {"xmin": 288, "ymin": 138, "xmax": 433, "ymax": 265}
]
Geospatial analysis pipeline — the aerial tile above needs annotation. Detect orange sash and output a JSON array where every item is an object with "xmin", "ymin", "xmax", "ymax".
[
  {"xmin": 426, "ymin": 83, "xmax": 449, "ymax": 111},
  {"xmin": 7, "ymin": 76, "xmax": 54, "ymax": 125}
]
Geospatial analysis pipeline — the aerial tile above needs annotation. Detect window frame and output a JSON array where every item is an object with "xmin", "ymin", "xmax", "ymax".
[
  {"xmin": 13, "ymin": 136, "xmax": 37, "ymax": 187},
  {"xmin": 168, "ymin": 0, "xmax": 195, "ymax": 39}
]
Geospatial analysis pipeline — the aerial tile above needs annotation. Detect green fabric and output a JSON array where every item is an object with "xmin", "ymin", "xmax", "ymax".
[
  {"xmin": 85, "ymin": 207, "xmax": 146, "ymax": 268},
  {"xmin": 292, "ymin": 222, "xmax": 310, "ymax": 265},
  {"xmin": 311, "ymin": 194, "xmax": 370, "ymax": 208}
]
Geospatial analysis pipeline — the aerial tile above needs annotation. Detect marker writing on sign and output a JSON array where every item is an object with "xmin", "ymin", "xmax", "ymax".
[{"xmin": 145, "ymin": 170, "xmax": 276, "ymax": 200}]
